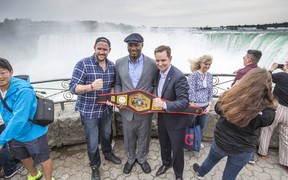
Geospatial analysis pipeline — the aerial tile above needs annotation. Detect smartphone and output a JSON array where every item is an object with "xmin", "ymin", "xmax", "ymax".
[{"xmin": 277, "ymin": 64, "xmax": 284, "ymax": 68}]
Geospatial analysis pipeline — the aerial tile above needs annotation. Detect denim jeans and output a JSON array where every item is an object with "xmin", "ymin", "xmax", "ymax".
[
  {"xmin": 80, "ymin": 112, "xmax": 113, "ymax": 168},
  {"xmin": 0, "ymin": 144, "xmax": 17, "ymax": 176},
  {"xmin": 197, "ymin": 140, "xmax": 253, "ymax": 180},
  {"xmin": 190, "ymin": 105, "xmax": 209, "ymax": 133}
]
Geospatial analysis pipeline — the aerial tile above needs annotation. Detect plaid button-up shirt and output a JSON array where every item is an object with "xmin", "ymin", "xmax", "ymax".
[{"xmin": 69, "ymin": 55, "xmax": 116, "ymax": 119}]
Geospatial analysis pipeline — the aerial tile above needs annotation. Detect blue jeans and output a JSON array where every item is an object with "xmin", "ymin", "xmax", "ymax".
[
  {"xmin": 191, "ymin": 105, "xmax": 209, "ymax": 133},
  {"xmin": 80, "ymin": 112, "xmax": 113, "ymax": 168},
  {"xmin": 197, "ymin": 140, "xmax": 252, "ymax": 180},
  {"xmin": 0, "ymin": 144, "xmax": 17, "ymax": 176}
]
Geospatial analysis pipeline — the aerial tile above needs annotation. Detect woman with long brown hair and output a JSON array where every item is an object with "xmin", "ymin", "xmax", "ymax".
[{"xmin": 193, "ymin": 68, "xmax": 276, "ymax": 180}]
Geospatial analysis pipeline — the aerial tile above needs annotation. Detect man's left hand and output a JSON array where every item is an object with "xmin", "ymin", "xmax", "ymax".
[{"xmin": 203, "ymin": 106, "xmax": 210, "ymax": 114}]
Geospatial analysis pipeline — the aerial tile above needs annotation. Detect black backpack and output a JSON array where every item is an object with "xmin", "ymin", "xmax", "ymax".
[{"xmin": 0, "ymin": 75, "xmax": 54, "ymax": 127}]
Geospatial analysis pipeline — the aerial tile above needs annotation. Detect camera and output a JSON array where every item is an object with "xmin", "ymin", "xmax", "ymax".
[{"xmin": 277, "ymin": 64, "xmax": 284, "ymax": 69}]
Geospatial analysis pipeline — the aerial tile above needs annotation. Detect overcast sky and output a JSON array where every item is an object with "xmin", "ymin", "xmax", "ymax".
[{"xmin": 0, "ymin": 0, "xmax": 287, "ymax": 27}]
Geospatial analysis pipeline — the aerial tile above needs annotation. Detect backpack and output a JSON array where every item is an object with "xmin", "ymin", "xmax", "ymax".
[{"xmin": 0, "ymin": 75, "xmax": 54, "ymax": 127}]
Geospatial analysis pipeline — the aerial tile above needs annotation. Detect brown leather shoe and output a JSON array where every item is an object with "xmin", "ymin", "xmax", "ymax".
[{"xmin": 155, "ymin": 165, "xmax": 170, "ymax": 176}]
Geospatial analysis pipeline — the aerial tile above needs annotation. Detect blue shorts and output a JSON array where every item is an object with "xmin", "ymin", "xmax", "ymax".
[{"xmin": 10, "ymin": 134, "xmax": 50, "ymax": 166}]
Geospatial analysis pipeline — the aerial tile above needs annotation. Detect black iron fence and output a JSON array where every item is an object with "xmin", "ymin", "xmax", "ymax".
[
  {"xmin": 31, "ymin": 78, "xmax": 75, "ymax": 110},
  {"xmin": 30, "ymin": 74, "xmax": 235, "ymax": 109}
]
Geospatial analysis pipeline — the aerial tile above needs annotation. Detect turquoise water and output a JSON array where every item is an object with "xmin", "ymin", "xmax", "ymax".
[
  {"xmin": 12, "ymin": 29, "xmax": 288, "ymax": 81},
  {"xmin": 204, "ymin": 32, "xmax": 288, "ymax": 68}
]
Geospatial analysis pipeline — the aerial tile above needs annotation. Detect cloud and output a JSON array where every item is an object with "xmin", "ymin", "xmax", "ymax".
[{"xmin": 0, "ymin": 0, "xmax": 287, "ymax": 27}]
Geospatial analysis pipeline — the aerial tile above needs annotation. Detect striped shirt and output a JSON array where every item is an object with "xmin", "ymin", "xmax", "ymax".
[{"xmin": 69, "ymin": 55, "xmax": 116, "ymax": 119}]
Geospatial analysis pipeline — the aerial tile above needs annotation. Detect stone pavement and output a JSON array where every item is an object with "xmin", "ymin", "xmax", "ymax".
[{"xmin": 6, "ymin": 137, "xmax": 287, "ymax": 180}]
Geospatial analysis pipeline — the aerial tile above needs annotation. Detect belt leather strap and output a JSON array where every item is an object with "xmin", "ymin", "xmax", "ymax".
[{"xmin": 96, "ymin": 90, "xmax": 203, "ymax": 116}]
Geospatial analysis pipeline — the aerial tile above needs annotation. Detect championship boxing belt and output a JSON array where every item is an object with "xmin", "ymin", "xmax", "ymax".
[{"xmin": 96, "ymin": 90, "xmax": 203, "ymax": 116}]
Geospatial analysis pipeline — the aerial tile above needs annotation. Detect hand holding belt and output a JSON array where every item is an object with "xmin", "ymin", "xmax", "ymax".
[{"xmin": 96, "ymin": 90, "xmax": 203, "ymax": 116}]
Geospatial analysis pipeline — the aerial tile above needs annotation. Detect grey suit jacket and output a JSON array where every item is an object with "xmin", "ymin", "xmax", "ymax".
[{"xmin": 115, "ymin": 54, "xmax": 158, "ymax": 121}]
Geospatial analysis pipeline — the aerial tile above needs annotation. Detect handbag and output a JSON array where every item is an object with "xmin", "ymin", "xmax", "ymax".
[
  {"xmin": 184, "ymin": 116, "xmax": 202, "ymax": 152},
  {"xmin": 0, "ymin": 96, "xmax": 54, "ymax": 127}
]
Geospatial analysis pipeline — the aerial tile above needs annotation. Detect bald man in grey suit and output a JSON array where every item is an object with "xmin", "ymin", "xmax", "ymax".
[{"xmin": 114, "ymin": 33, "xmax": 158, "ymax": 174}]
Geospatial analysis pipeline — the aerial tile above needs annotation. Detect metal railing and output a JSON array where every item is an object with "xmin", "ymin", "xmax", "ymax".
[
  {"xmin": 208, "ymin": 74, "xmax": 234, "ymax": 97},
  {"xmin": 31, "ymin": 78, "xmax": 75, "ymax": 110},
  {"xmin": 184, "ymin": 73, "xmax": 234, "ymax": 97},
  {"xmin": 29, "ymin": 74, "xmax": 235, "ymax": 110}
]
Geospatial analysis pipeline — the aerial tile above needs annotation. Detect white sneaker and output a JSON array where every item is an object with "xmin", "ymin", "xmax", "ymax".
[
  {"xmin": 193, "ymin": 163, "xmax": 204, "ymax": 180},
  {"xmin": 196, "ymin": 173, "xmax": 204, "ymax": 180},
  {"xmin": 248, "ymin": 160, "xmax": 255, "ymax": 164},
  {"xmin": 200, "ymin": 143, "xmax": 204, "ymax": 148},
  {"xmin": 248, "ymin": 156, "xmax": 255, "ymax": 164}
]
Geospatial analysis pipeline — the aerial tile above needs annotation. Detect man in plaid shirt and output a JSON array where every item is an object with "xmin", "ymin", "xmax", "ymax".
[{"xmin": 69, "ymin": 37, "xmax": 121, "ymax": 180}]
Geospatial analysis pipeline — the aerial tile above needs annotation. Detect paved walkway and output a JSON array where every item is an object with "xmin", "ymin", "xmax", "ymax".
[{"xmin": 5, "ymin": 137, "xmax": 287, "ymax": 180}]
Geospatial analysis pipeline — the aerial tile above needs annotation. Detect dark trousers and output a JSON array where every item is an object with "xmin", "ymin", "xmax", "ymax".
[
  {"xmin": 0, "ymin": 124, "xmax": 17, "ymax": 176},
  {"xmin": 158, "ymin": 124, "xmax": 186, "ymax": 178},
  {"xmin": 0, "ymin": 144, "xmax": 17, "ymax": 176}
]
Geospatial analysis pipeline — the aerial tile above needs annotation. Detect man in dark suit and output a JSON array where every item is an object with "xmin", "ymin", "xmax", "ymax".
[
  {"xmin": 153, "ymin": 45, "xmax": 189, "ymax": 180},
  {"xmin": 114, "ymin": 33, "xmax": 158, "ymax": 174}
]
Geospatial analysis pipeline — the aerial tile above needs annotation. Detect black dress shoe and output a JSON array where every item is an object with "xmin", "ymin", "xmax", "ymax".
[
  {"xmin": 105, "ymin": 153, "xmax": 122, "ymax": 164},
  {"xmin": 155, "ymin": 165, "xmax": 171, "ymax": 176},
  {"xmin": 138, "ymin": 162, "xmax": 151, "ymax": 174},
  {"xmin": 123, "ymin": 162, "xmax": 135, "ymax": 174}
]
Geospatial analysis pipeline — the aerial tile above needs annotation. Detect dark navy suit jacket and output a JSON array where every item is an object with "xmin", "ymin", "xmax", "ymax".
[{"xmin": 156, "ymin": 65, "xmax": 189, "ymax": 130}]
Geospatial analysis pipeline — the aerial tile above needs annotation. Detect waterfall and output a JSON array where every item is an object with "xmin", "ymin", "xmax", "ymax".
[
  {"xmin": 204, "ymin": 32, "xmax": 288, "ymax": 68},
  {"xmin": 12, "ymin": 29, "xmax": 288, "ymax": 81}
]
